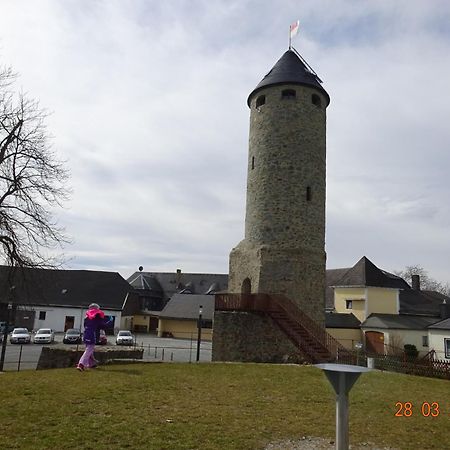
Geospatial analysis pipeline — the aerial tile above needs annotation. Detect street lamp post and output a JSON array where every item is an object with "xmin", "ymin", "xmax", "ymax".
[{"xmin": 196, "ymin": 305, "xmax": 203, "ymax": 362}]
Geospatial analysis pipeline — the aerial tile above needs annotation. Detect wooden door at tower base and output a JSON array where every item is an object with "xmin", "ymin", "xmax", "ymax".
[{"xmin": 365, "ymin": 331, "xmax": 385, "ymax": 354}]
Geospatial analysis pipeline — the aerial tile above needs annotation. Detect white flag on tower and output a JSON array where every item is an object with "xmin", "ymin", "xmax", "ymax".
[{"xmin": 290, "ymin": 20, "xmax": 300, "ymax": 39}]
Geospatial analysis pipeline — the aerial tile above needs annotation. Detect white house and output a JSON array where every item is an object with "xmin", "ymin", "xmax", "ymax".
[{"xmin": 0, "ymin": 266, "xmax": 131, "ymax": 332}]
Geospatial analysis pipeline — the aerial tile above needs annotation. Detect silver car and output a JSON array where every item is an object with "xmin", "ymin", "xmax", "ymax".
[
  {"xmin": 116, "ymin": 330, "xmax": 134, "ymax": 346},
  {"xmin": 10, "ymin": 328, "xmax": 31, "ymax": 344},
  {"xmin": 33, "ymin": 328, "xmax": 55, "ymax": 344}
]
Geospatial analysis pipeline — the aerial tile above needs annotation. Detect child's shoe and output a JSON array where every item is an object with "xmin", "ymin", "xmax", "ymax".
[{"xmin": 76, "ymin": 364, "xmax": 85, "ymax": 372}]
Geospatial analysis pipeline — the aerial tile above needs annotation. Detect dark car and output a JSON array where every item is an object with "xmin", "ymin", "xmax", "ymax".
[
  {"xmin": 63, "ymin": 328, "xmax": 82, "ymax": 344},
  {"xmin": 0, "ymin": 321, "xmax": 14, "ymax": 334}
]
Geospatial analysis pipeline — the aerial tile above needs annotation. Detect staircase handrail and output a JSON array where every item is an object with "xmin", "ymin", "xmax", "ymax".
[
  {"xmin": 269, "ymin": 294, "xmax": 350, "ymax": 358},
  {"xmin": 215, "ymin": 292, "xmax": 351, "ymax": 360}
]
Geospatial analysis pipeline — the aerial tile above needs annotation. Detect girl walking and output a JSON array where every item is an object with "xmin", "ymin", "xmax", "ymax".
[{"xmin": 77, "ymin": 303, "xmax": 113, "ymax": 371}]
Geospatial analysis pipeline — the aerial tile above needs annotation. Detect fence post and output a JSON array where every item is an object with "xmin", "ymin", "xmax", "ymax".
[{"xmin": 17, "ymin": 345, "xmax": 23, "ymax": 372}]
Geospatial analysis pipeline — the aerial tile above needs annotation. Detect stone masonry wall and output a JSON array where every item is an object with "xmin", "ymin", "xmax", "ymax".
[
  {"xmin": 212, "ymin": 311, "xmax": 309, "ymax": 363},
  {"xmin": 229, "ymin": 82, "xmax": 327, "ymax": 325},
  {"xmin": 37, "ymin": 346, "xmax": 144, "ymax": 370}
]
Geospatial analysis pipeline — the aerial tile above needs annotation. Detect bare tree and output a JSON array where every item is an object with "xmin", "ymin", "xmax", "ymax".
[
  {"xmin": 0, "ymin": 65, "xmax": 70, "ymax": 269},
  {"xmin": 394, "ymin": 265, "xmax": 450, "ymax": 296}
]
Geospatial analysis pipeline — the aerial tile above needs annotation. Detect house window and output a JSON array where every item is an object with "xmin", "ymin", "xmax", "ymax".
[
  {"xmin": 256, "ymin": 95, "xmax": 265, "ymax": 108},
  {"xmin": 345, "ymin": 300, "xmax": 353, "ymax": 310},
  {"xmin": 281, "ymin": 89, "xmax": 296, "ymax": 99},
  {"xmin": 445, "ymin": 339, "xmax": 450, "ymax": 358},
  {"xmin": 422, "ymin": 336, "xmax": 428, "ymax": 347},
  {"xmin": 39, "ymin": 311, "xmax": 46, "ymax": 320},
  {"xmin": 306, "ymin": 186, "xmax": 312, "ymax": 201},
  {"xmin": 251, "ymin": 156, "xmax": 255, "ymax": 170}
]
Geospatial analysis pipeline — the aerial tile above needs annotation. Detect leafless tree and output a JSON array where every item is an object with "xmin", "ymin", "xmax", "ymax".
[
  {"xmin": 0, "ymin": 65, "xmax": 70, "ymax": 269},
  {"xmin": 394, "ymin": 265, "xmax": 450, "ymax": 296}
]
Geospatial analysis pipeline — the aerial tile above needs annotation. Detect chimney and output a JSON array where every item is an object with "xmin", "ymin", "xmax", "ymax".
[
  {"xmin": 440, "ymin": 300, "xmax": 450, "ymax": 320},
  {"xmin": 411, "ymin": 274, "xmax": 420, "ymax": 290}
]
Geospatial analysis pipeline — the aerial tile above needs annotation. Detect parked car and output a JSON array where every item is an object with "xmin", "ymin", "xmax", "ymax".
[
  {"xmin": 10, "ymin": 328, "xmax": 31, "ymax": 344},
  {"xmin": 116, "ymin": 330, "xmax": 134, "ymax": 346},
  {"xmin": 97, "ymin": 329, "xmax": 107, "ymax": 345},
  {"xmin": 63, "ymin": 328, "xmax": 82, "ymax": 344},
  {"xmin": 33, "ymin": 328, "xmax": 55, "ymax": 344}
]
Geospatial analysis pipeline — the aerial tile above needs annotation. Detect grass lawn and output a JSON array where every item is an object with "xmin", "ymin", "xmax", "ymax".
[{"xmin": 0, "ymin": 363, "xmax": 448, "ymax": 449}]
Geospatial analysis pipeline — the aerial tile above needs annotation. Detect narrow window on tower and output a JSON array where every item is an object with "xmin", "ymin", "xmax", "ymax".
[
  {"xmin": 251, "ymin": 156, "xmax": 255, "ymax": 170},
  {"xmin": 281, "ymin": 89, "xmax": 296, "ymax": 99},
  {"xmin": 312, "ymin": 94, "xmax": 321, "ymax": 108},
  {"xmin": 306, "ymin": 186, "xmax": 312, "ymax": 201},
  {"xmin": 256, "ymin": 95, "xmax": 265, "ymax": 108}
]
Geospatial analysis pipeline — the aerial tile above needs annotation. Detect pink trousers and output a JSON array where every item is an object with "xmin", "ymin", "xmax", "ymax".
[{"xmin": 78, "ymin": 344, "xmax": 97, "ymax": 368}]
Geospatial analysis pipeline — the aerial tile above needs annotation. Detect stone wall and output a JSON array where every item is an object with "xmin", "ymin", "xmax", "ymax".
[
  {"xmin": 212, "ymin": 311, "xmax": 309, "ymax": 364},
  {"xmin": 37, "ymin": 345, "xmax": 144, "ymax": 370}
]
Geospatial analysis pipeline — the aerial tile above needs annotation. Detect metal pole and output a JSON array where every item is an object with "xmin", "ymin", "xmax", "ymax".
[
  {"xmin": 0, "ymin": 301, "xmax": 14, "ymax": 372},
  {"xmin": 17, "ymin": 345, "xmax": 23, "ymax": 372},
  {"xmin": 0, "ymin": 326, "xmax": 8, "ymax": 372},
  {"xmin": 196, "ymin": 305, "xmax": 203, "ymax": 362},
  {"xmin": 336, "ymin": 373, "xmax": 349, "ymax": 450}
]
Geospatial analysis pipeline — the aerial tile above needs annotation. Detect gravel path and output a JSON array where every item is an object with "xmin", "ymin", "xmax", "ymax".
[{"xmin": 264, "ymin": 436, "xmax": 398, "ymax": 449}]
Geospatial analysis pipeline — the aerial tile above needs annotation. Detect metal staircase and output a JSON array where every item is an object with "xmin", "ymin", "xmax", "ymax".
[{"xmin": 215, "ymin": 293, "xmax": 353, "ymax": 364}]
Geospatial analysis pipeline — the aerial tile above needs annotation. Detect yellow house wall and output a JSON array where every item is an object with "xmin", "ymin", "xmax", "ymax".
[
  {"xmin": 133, "ymin": 315, "xmax": 149, "ymax": 327},
  {"xmin": 334, "ymin": 287, "xmax": 399, "ymax": 322},
  {"xmin": 334, "ymin": 288, "xmax": 366, "ymax": 322},
  {"xmin": 326, "ymin": 328, "xmax": 362, "ymax": 350},
  {"xmin": 366, "ymin": 288, "xmax": 398, "ymax": 317},
  {"xmin": 158, "ymin": 318, "xmax": 212, "ymax": 341},
  {"xmin": 429, "ymin": 330, "xmax": 450, "ymax": 360},
  {"xmin": 120, "ymin": 316, "xmax": 132, "ymax": 330}
]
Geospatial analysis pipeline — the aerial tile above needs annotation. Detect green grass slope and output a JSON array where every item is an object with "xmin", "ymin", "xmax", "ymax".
[{"xmin": 0, "ymin": 363, "xmax": 448, "ymax": 449}]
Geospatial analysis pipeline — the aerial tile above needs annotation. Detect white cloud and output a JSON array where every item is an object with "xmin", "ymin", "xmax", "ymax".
[{"xmin": 1, "ymin": 0, "xmax": 449, "ymax": 284}]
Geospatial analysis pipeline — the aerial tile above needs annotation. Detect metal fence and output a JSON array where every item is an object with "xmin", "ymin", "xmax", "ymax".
[{"xmin": 0, "ymin": 334, "xmax": 212, "ymax": 371}]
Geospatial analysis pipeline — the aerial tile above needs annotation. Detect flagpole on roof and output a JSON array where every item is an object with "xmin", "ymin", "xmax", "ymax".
[{"xmin": 289, "ymin": 20, "xmax": 299, "ymax": 50}]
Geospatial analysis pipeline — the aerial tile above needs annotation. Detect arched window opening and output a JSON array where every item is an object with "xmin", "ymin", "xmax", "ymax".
[
  {"xmin": 256, "ymin": 95, "xmax": 266, "ymax": 108},
  {"xmin": 306, "ymin": 186, "xmax": 312, "ymax": 201},
  {"xmin": 312, "ymin": 94, "xmax": 321, "ymax": 108},
  {"xmin": 281, "ymin": 89, "xmax": 296, "ymax": 99},
  {"xmin": 241, "ymin": 278, "xmax": 251, "ymax": 294}
]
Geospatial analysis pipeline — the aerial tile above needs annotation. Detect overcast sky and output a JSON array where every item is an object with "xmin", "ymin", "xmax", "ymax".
[{"xmin": 1, "ymin": 0, "xmax": 449, "ymax": 283}]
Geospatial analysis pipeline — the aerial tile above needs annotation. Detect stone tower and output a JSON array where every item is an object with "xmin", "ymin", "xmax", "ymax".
[{"xmin": 228, "ymin": 49, "xmax": 330, "ymax": 324}]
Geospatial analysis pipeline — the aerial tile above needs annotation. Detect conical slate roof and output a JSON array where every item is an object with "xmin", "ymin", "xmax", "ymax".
[{"xmin": 248, "ymin": 49, "xmax": 330, "ymax": 107}]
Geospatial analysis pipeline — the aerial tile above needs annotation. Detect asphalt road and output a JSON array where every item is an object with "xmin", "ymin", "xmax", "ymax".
[{"xmin": 0, "ymin": 333, "xmax": 212, "ymax": 371}]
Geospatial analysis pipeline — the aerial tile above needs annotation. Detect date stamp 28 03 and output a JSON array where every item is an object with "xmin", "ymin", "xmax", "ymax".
[{"xmin": 395, "ymin": 402, "xmax": 441, "ymax": 417}]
